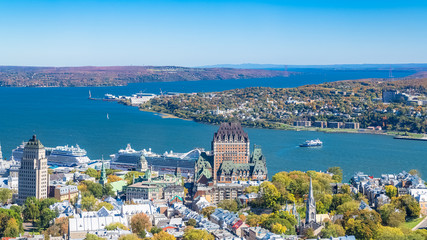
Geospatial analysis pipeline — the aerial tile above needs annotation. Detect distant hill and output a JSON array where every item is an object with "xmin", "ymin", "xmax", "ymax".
[
  {"xmin": 201, "ymin": 63, "xmax": 427, "ymax": 70},
  {"xmin": 0, "ymin": 66, "xmax": 291, "ymax": 87}
]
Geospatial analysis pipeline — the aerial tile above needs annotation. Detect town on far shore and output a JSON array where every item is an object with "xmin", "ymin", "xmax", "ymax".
[{"xmin": 0, "ymin": 122, "xmax": 426, "ymax": 240}]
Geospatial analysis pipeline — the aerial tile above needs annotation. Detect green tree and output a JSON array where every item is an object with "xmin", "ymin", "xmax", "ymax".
[
  {"xmin": 201, "ymin": 206, "xmax": 216, "ymax": 218},
  {"xmin": 85, "ymin": 168, "xmax": 100, "ymax": 179},
  {"xmin": 105, "ymin": 222, "xmax": 129, "ymax": 230},
  {"xmin": 0, "ymin": 188, "xmax": 13, "ymax": 205},
  {"xmin": 385, "ymin": 185, "xmax": 398, "ymax": 199},
  {"xmin": 336, "ymin": 201, "xmax": 359, "ymax": 214},
  {"xmin": 260, "ymin": 181, "xmax": 280, "ymax": 208},
  {"xmin": 376, "ymin": 226, "xmax": 404, "ymax": 240},
  {"xmin": 85, "ymin": 233, "xmax": 105, "ymax": 240},
  {"xmin": 327, "ymin": 167, "xmax": 343, "ymax": 183},
  {"xmin": 320, "ymin": 222, "xmax": 345, "ymax": 238},
  {"xmin": 218, "ymin": 199, "xmax": 239, "ymax": 212},
  {"xmin": 392, "ymin": 195, "xmax": 421, "ymax": 219},
  {"xmin": 39, "ymin": 208, "xmax": 57, "ymax": 230},
  {"xmin": 150, "ymin": 226, "xmax": 163, "ymax": 234},
  {"xmin": 3, "ymin": 218, "xmax": 20, "ymax": 237},
  {"xmin": 183, "ymin": 228, "xmax": 214, "ymax": 240},
  {"xmin": 23, "ymin": 197, "xmax": 40, "ymax": 222},
  {"xmin": 95, "ymin": 202, "xmax": 114, "ymax": 211},
  {"xmin": 186, "ymin": 218, "xmax": 197, "ymax": 227},
  {"xmin": 379, "ymin": 204, "xmax": 405, "ymax": 227},
  {"xmin": 343, "ymin": 210, "xmax": 381, "ymax": 240},
  {"xmin": 81, "ymin": 194, "xmax": 97, "ymax": 211}
]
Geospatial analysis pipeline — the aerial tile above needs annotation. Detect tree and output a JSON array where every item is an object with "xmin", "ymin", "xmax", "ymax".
[
  {"xmin": 81, "ymin": 194, "xmax": 97, "ymax": 211},
  {"xmin": 260, "ymin": 181, "xmax": 280, "ymax": 208},
  {"xmin": 85, "ymin": 168, "xmax": 100, "ymax": 179},
  {"xmin": 105, "ymin": 222, "xmax": 129, "ymax": 230},
  {"xmin": 152, "ymin": 231, "xmax": 176, "ymax": 240},
  {"xmin": 379, "ymin": 204, "xmax": 405, "ymax": 227},
  {"xmin": 102, "ymin": 183, "xmax": 115, "ymax": 197},
  {"xmin": 150, "ymin": 226, "xmax": 163, "ymax": 234},
  {"xmin": 186, "ymin": 218, "xmax": 197, "ymax": 227},
  {"xmin": 183, "ymin": 228, "xmax": 214, "ymax": 240},
  {"xmin": 336, "ymin": 201, "xmax": 359, "ymax": 214},
  {"xmin": 107, "ymin": 175, "xmax": 122, "ymax": 183},
  {"xmin": 327, "ymin": 167, "xmax": 343, "ymax": 183},
  {"xmin": 320, "ymin": 222, "xmax": 345, "ymax": 238},
  {"xmin": 0, "ymin": 188, "xmax": 13, "ymax": 205},
  {"xmin": 118, "ymin": 234, "xmax": 140, "ymax": 240},
  {"xmin": 45, "ymin": 217, "xmax": 69, "ymax": 237},
  {"xmin": 218, "ymin": 199, "xmax": 238, "ymax": 212},
  {"xmin": 385, "ymin": 185, "xmax": 397, "ymax": 199},
  {"xmin": 343, "ymin": 210, "xmax": 381, "ymax": 240},
  {"xmin": 245, "ymin": 186, "xmax": 260, "ymax": 194},
  {"xmin": 201, "ymin": 206, "xmax": 216, "ymax": 218},
  {"xmin": 39, "ymin": 208, "xmax": 57, "ymax": 230},
  {"xmin": 376, "ymin": 226, "xmax": 404, "ymax": 240},
  {"xmin": 409, "ymin": 169, "xmax": 421, "ymax": 177},
  {"xmin": 3, "ymin": 218, "xmax": 20, "ymax": 237},
  {"xmin": 95, "ymin": 202, "xmax": 114, "ymax": 211},
  {"xmin": 23, "ymin": 197, "xmax": 40, "ymax": 222},
  {"xmin": 84, "ymin": 233, "xmax": 105, "ymax": 240},
  {"xmin": 271, "ymin": 223, "xmax": 287, "ymax": 234},
  {"xmin": 392, "ymin": 195, "xmax": 421, "ymax": 219},
  {"xmin": 130, "ymin": 213, "xmax": 151, "ymax": 238}
]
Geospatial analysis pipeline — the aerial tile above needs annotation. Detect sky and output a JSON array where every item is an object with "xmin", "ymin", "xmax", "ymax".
[{"xmin": 0, "ymin": 0, "xmax": 426, "ymax": 67}]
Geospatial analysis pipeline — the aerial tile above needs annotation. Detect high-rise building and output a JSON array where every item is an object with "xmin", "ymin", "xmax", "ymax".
[
  {"xmin": 212, "ymin": 122, "xmax": 249, "ymax": 180},
  {"xmin": 18, "ymin": 135, "xmax": 49, "ymax": 204}
]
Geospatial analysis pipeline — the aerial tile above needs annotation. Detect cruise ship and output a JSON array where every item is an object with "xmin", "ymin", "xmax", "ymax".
[
  {"xmin": 110, "ymin": 144, "xmax": 201, "ymax": 174},
  {"xmin": 12, "ymin": 142, "xmax": 90, "ymax": 166},
  {"xmin": 47, "ymin": 145, "xmax": 91, "ymax": 166}
]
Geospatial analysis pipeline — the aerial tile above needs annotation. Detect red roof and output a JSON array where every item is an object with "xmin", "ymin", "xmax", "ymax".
[{"xmin": 232, "ymin": 220, "xmax": 244, "ymax": 230}]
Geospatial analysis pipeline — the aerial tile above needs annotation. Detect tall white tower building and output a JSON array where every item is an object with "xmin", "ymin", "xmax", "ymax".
[{"xmin": 18, "ymin": 135, "xmax": 49, "ymax": 204}]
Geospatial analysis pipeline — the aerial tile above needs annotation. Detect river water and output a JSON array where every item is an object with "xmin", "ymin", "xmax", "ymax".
[{"xmin": 0, "ymin": 69, "xmax": 424, "ymax": 180}]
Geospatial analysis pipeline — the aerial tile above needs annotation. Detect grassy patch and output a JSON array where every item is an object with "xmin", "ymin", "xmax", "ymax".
[{"xmin": 402, "ymin": 217, "xmax": 424, "ymax": 229}]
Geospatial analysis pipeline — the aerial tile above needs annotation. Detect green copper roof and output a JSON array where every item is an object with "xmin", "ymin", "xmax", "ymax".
[{"xmin": 25, "ymin": 135, "xmax": 44, "ymax": 149}]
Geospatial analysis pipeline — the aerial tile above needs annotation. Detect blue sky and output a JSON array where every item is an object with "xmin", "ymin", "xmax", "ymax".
[{"xmin": 0, "ymin": 0, "xmax": 426, "ymax": 66}]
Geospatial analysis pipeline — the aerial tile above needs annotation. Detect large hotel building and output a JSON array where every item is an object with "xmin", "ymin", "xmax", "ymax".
[{"xmin": 17, "ymin": 135, "xmax": 49, "ymax": 204}]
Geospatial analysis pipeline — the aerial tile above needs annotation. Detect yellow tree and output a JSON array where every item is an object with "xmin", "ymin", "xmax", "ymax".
[{"xmin": 152, "ymin": 231, "xmax": 176, "ymax": 240}]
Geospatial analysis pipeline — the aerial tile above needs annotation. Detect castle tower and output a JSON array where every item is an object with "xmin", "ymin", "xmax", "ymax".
[
  {"xmin": 99, "ymin": 157, "xmax": 107, "ymax": 186},
  {"xmin": 305, "ymin": 177, "xmax": 316, "ymax": 224},
  {"xmin": 18, "ymin": 135, "xmax": 49, "ymax": 204},
  {"xmin": 212, "ymin": 122, "xmax": 249, "ymax": 181}
]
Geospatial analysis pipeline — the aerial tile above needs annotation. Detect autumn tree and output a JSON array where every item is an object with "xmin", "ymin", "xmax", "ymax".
[
  {"xmin": 130, "ymin": 213, "xmax": 152, "ymax": 238},
  {"xmin": 260, "ymin": 181, "xmax": 280, "ymax": 209},
  {"xmin": 107, "ymin": 175, "xmax": 122, "ymax": 183},
  {"xmin": 152, "ymin": 231, "xmax": 176, "ymax": 240},
  {"xmin": 327, "ymin": 167, "xmax": 343, "ymax": 183},
  {"xmin": 392, "ymin": 195, "xmax": 421, "ymax": 219},
  {"xmin": 95, "ymin": 202, "xmax": 114, "ymax": 211},
  {"xmin": 183, "ymin": 228, "xmax": 214, "ymax": 240},
  {"xmin": 81, "ymin": 194, "xmax": 97, "ymax": 211},
  {"xmin": 217, "ymin": 199, "xmax": 239, "ymax": 212},
  {"xmin": 0, "ymin": 188, "xmax": 13, "ymax": 205},
  {"xmin": 385, "ymin": 185, "xmax": 397, "ymax": 199}
]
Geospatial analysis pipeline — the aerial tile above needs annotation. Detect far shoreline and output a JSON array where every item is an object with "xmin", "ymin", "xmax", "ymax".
[{"xmin": 138, "ymin": 106, "xmax": 427, "ymax": 141}]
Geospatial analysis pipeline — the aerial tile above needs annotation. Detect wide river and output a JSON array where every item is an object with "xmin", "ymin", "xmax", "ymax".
[{"xmin": 0, "ymin": 69, "xmax": 425, "ymax": 180}]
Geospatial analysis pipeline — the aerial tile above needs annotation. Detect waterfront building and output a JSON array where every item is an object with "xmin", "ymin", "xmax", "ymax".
[
  {"xmin": 328, "ymin": 122, "xmax": 344, "ymax": 129},
  {"xmin": 293, "ymin": 120, "xmax": 312, "ymax": 127},
  {"xmin": 344, "ymin": 122, "xmax": 360, "ymax": 129},
  {"xmin": 18, "ymin": 135, "xmax": 49, "ymax": 204},
  {"xmin": 313, "ymin": 121, "xmax": 327, "ymax": 128}
]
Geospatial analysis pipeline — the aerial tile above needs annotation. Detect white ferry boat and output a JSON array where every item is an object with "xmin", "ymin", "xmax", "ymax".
[
  {"xmin": 47, "ymin": 145, "xmax": 91, "ymax": 166},
  {"xmin": 300, "ymin": 139, "xmax": 323, "ymax": 147}
]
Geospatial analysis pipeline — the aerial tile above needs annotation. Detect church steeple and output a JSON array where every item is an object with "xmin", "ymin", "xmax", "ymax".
[
  {"xmin": 99, "ymin": 157, "xmax": 107, "ymax": 186},
  {"xmin": 305, "ymin": 177, "xmax": 316, "ymax": 224}
]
